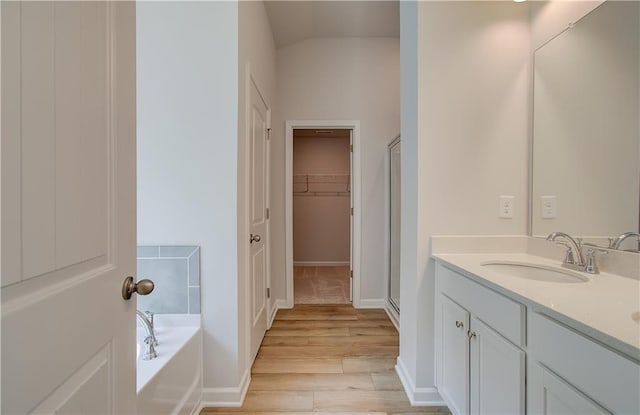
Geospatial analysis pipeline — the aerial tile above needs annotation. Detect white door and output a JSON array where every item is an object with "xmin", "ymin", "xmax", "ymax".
[
  {"xmin": 469, "ymin": 316, "xmax": 525, "ymax": 415},
  {"xmin": 1, "ymin": 2, "xmax": 138, "ymax": 414},
  {"xmin": 249, "ymin": 79, "xmax": 270, "ymax": 362},
  {"xmin": 438, "ymin": 295, "xmax": 470, "ymax": 415}
]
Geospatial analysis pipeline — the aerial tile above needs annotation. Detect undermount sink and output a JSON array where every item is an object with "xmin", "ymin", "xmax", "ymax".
[{"xmin": 480, "ymin": 260, "xmax": 589, "ymax": 283}]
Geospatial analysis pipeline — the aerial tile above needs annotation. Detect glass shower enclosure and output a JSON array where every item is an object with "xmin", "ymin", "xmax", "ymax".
[{"xmin": 388, "ymin": 137, "xmax": 401, "ymax": 314}]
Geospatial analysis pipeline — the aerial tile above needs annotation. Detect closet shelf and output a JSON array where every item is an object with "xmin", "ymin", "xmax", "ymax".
[{"xmin": 293, "ymin": 174, "xmax": 350, "ymax": 196}]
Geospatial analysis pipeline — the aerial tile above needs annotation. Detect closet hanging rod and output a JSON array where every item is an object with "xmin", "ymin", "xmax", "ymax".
[{"xmin": 293, "ymin": 174, "xmax": 351, "ymax": 195}]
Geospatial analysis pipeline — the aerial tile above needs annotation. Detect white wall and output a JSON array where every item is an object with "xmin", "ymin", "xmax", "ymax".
[
  {"xmin": 136, "ymin": 0, "xmax": 241, "ymax": 394},
  {"xmin": 398, "ymin": 0, "xmax": 421, "ymax": 400},
  {"xmin": 237, "ymin": 0, "xmax": 276, "ymax": 393},
  {"xmin": 398, "ymin": 1, "xmax": 530, "ymax": 404},
  {"xmin": 271, "ymin": 38, "xmax": 400, "ymax": 305}
]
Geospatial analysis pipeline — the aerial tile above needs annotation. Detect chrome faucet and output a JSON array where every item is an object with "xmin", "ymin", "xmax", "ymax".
[
  {"xmin": 144, "ymin": 310, "xmax": 156, "ymax": 337},
  {"xmin": 609, "ymin": 232, "xmax": 640, "ymax": 251},
  {"xmin": 583, "ymin": 247, "xmax": 608, "ymax": 274},
  {"xmin": 546, "ymin": 232, "xmax": 585, "ymax": 270},
  {"xmin": 137, "ymin": 310, "xmax": 158, "ymax": 360}
]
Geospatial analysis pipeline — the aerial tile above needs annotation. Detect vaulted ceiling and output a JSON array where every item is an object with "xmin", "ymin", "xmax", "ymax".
[{"xmin": 263, "ymin": 1, "xmax": 400, "ymax": 49}]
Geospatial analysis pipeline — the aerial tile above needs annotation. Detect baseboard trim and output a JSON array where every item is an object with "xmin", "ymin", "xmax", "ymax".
[
  {"xmin": 395, "ymin": 356, "xmax": 416, "ymax": 403},
  {"xmin": 395, "ymin": 357, "xmax": 445, "ymax": 407},
  {"xmin": 355, "ymin": 298, "xmax": 386, "ymax": 308},
  {"xmin": 412, "ymin": 386, "xmax": 445, "ymax": 406},
  {"xmin": 384, "ymin": 301, "xmax": 400, "ymax": 331},
  {"xmin": 293, "ymin": 261, "xmax": 350, "ymax": 267},
  {"xmin": 201, "ymin": 369, "xmax": 250, "ymax": 407},
  {"xmin": 269, "ymin": 299, "xmax": 288, "ymax": 327},
  {"xmin": 192, "ymin": 403, "xmax": 204, "ymax": 415}
]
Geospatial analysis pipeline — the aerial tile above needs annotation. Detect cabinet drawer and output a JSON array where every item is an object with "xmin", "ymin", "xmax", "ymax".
[
  {"xmin": 529, "ymin": 312, "xmax": 640, "ymax": 415},
  {"xmin": 437, "ymin": 264, "xmax": 526, "ymax": 347}
]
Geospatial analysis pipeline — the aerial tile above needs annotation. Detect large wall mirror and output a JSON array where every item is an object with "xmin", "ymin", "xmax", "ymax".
[{"xmin": 531, "ymin": 1, "xmax": 640, "ymax": 252}]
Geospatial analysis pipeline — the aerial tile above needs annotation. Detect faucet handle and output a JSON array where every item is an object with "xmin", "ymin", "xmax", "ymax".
[
  {"xmin": 556, "ymin": 241, "xmax": 576, "ymax": 265},
  {"xmin": 584, "ymin": 248, "xmax": 608, "ymax": 274},
  {"xmin": 143, "ymin": 335, "xmax": 158, "ymax": 360},
  {"xmin": 144, "ymin": 310, "xmax": 154, "ymax": 327}
]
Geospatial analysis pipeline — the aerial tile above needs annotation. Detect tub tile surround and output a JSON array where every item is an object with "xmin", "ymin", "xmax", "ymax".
[
  {"xmin": 137, "ymin": 245, "xmax": 201, "ymax": 314},
  {"xmin": 431, "ymin": 235, "xmax": 640, "ymax": 360}
]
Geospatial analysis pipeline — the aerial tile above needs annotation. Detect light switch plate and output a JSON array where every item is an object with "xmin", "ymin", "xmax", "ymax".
[
  {"xmin": 499, "ymin": 195, "xmax": 514, "ymax": 219},
  {"xmin": 541, "ymin": 195, "xmax": 557, "ymax": 219}
]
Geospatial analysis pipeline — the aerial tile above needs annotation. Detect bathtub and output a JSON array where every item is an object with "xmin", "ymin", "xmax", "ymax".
[{"xmin": 137, "ymin": 314, "xmax": 202, "ymax": 415}]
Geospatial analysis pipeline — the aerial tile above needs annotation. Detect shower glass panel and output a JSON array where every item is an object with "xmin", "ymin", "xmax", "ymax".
[{"xmin": 388, "ymin": 137, "xmax": 401, "ymax": 314}]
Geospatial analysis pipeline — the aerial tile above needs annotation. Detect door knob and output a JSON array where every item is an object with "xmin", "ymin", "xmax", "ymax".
[
  {"xmin": 455, "ymin": 320, "xmax": 464, "ymax": 329},
  {"xmin": 122, "ymin": 276, "xmax": 155, "ymax": 300},
  {"xmin": 250, "ymin": 234, "xmax": 261, "ymax": 244}
]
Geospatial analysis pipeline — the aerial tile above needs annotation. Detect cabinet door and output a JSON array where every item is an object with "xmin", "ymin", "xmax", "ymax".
[
  {"xmin": 470, "ymin": 316, "xmax": 525, "ymax": 415},
  {"xmin": 439, "ymin": 295, "xmax": 470, "ymax": 415},
  {"xmin": 528, "ymin": 364, "xmax": 611, "ymax": 415}
]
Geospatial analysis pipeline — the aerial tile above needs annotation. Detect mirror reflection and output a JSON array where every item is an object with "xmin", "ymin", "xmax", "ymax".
[{"xmin": 531, "ymin": 1, "xmax": 640, "ymax": 252}]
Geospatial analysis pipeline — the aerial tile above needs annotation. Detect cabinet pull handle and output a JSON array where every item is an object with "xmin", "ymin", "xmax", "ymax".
[
  {"xmin": 455, "ymin": 320, "xmax": 464, "ymax": 328},
  {"xmin": 468, "ymin": 330, "xmax": 477, "ymax": 339}
]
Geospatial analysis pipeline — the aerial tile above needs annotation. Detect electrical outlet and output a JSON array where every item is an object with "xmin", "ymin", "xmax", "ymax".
[
  {"xmin": 499, "ymin": 195, "xmax": 514, "ymax": 219},
  {"xmin": 541, "ymin": 195, "xmax": 557, "ymax": 219}
]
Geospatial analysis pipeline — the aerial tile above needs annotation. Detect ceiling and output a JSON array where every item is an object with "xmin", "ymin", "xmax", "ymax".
[{"xmin": 263, "ymin": 1, "xmax": 400, "ymax": 49}]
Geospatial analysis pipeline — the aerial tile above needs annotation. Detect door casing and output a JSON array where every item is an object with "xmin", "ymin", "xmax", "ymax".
[{"xmin": 284, "ymin": 120, "xmax": 362, "ymax": 308}]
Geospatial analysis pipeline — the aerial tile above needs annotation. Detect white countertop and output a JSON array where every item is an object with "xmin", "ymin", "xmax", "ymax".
[{"xmin": 433, "ymin": 252, "xmax": 640, "ymax": 361}]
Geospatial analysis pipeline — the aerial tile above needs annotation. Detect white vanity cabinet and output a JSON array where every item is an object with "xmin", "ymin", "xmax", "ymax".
[
  {"xmin": 528, "ymin": 312, "xmax": 640, "ymax": 415},
  {"xmin": 439, "ymin": 295, "xmax": 470, "ymax": 415},
  {"xmin": 470, "ymin": 316, "xmax": 525, "ymax": 415},
  {"xmin": 436, "ymin": 264, "xmax": 526, "ymax": 415},
  {"xmin": 435, "ymin": 258, "xmax": 640, "ymax": 415}
]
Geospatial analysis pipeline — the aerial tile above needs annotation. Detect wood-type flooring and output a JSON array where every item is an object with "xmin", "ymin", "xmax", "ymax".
[{"xmin": 201, "ymin": 304, "xmax": 450, "ymax": 414}]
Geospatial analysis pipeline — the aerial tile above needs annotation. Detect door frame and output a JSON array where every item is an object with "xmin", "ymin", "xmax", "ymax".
[{"xmin": 284, "ymin": 120, "xmax": 362, "ymax": 307}]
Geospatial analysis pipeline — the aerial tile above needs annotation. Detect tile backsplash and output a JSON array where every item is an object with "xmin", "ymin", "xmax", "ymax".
[{"xmin": 137, "ymin": 245, "xmax": 200, "ymax": 314}]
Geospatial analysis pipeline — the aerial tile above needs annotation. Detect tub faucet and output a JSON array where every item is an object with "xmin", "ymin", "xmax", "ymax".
[
  {"xmin": 546, "ymin": 232, "xmax": 585, "ymax": 270},
  {"xmin": 609, "ymin": 232, "xmax": 640, "ymax": 251},
  {"xmin": 137, "ymin": 310, "xmax": 158, "ymax": 360},
  {"xmin": 144, "ymin": 310, "xmax": 156, "ymax": 337}
]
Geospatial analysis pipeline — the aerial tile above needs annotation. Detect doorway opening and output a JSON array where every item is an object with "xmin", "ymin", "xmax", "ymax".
[
  {"xmin": 285, "ymin": 121, "xmax": 362, "ymax": 307},
  {"xmin": 293, "ymin": 128, "xmax": 351, "ymax": 304}
]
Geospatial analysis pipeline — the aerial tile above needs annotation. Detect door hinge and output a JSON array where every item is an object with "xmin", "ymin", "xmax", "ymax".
[
  {"xmin": 267, "ymin": 287, "xmax": 271, "ymax": 298},
  {"xmin": 266, "ymin": 128, "xmax": 271, "ymax": 140},
  {"xmin": 350, "ymin": 144, "xmax": 353, "ymax": 152},
  {"xmin": 350, "ymin": 207, "xmax": 353, "ymax": 216},
  {"xmin": 350, "ymin": 270, "xmax": 353, "ymax": 279},
  {"xmin": 266, "ymin": 207, "xmax": 270, "ymax": 219}
]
